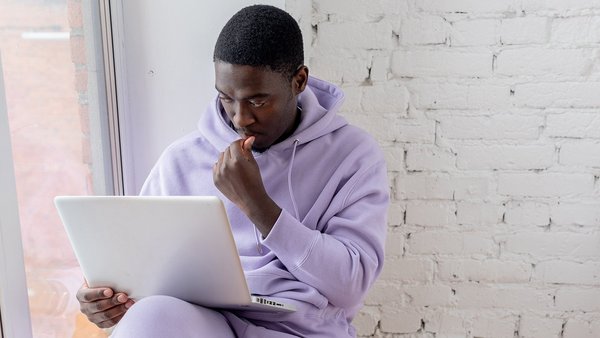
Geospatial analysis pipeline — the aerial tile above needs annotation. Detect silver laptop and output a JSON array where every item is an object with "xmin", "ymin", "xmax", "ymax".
[{"xmin": 54, "ymin": 195, "xmax": 295, "ymax": 312}]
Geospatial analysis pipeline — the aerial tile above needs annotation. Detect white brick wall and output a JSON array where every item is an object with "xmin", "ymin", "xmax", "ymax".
[{"xmin": 287, "ymin": 0, "xmax": 600, "ymax": 336}]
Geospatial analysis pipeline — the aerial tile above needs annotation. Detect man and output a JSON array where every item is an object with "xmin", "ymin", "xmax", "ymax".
[{"xmin": 76, "ymin": 5, "xmax": 389, "ymax": 337}]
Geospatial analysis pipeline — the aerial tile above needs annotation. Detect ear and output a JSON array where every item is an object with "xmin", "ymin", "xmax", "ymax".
[{"xmin": 292, "ymin": 66, "xmax": 309, "ymax": 95}]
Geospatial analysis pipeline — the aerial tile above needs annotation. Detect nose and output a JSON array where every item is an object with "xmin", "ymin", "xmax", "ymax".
[{"xmin": 231, "ymin": 102, "xmax": 255, "ymax": 128}]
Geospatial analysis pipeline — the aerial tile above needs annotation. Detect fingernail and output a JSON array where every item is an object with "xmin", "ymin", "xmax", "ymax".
[
  {"xmin": 103, "ymin": 289, "xmax": 112, "ymax": 297},
  {"xmin": 117, "ymin": 294, "xmax": 127, "ymax": 303},
  {"xmin": 125, "ymin": 301, "xmax": 133, "ymax": 309}
]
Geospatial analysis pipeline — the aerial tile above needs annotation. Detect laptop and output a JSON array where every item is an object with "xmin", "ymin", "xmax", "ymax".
[{"xmin": 54, "ymin": 195, "xmax": 295, "ymax": 312}]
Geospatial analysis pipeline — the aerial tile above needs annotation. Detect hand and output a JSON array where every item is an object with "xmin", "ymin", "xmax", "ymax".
[
  {"xmin": 76, "ymin": 281, "xmax": 134, "ymax": 329},
  {"xmin": 213, "ymin": 137, "xmax": 281, "ymax": 236}
]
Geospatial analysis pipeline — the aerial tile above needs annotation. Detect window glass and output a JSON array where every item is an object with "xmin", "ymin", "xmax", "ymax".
[{"xmin": 0, "ymin": 0, "xmax": 107, "ymax": 336}]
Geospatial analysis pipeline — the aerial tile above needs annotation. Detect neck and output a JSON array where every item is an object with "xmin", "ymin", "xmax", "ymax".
[{"xmin": 275, "ymin": 106, "xmax": 302, "ymax": 144}]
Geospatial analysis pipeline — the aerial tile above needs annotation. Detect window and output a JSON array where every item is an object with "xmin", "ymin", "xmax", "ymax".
[{"xmin": 0, "ymin": 0, "xmax": 114, "ymax": 336}]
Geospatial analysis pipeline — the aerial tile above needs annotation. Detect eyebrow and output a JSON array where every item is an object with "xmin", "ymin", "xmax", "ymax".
[{"xmin": 215, "ymin": 87, "xmax": 270, "ymax": 100}]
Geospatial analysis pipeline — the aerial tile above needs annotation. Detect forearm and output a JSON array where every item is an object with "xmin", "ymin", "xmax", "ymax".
[{"xmin": 262, "ymin": 209, "xmax": 386, "ymax": 308}]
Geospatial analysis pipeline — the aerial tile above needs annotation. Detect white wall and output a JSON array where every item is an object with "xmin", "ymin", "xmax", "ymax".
[
  {"xmin": 287, "ymin": 0, "xmax": 600, "ymax": 337},
  {"xmin": 113, "ymin": 0, "xmax": 285, "ymax": 194}
]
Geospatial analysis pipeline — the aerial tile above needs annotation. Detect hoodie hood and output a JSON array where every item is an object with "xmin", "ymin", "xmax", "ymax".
[{"xmin": 197, "ymin": 76, "xmax": 348, "ymax": 152}]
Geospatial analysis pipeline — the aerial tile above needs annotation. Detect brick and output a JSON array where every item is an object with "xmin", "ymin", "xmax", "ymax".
[
  {"xmin": 338, "ymin": 86, "xmax": 362, "ymax": 113},
  {"xmin": 534, "ymin": 260, "xmax": 600, "ymax": 285},
  {"xmin": 383, "ymin": 146, "xmax": 404, "ymax": 172},
  {"xmin": 456, "ymin": 202, "xmax": 502, "ymax": 226},
  {"xmin": 380, "ymin": 258, "xmax": 435, "ymax": 282},
  {"xmin": 472, "ymin": 315, "xmax": 518, "ymax": 338},
  {"xmin": 519, "ymin": 315, "xmax": 563, "ymax": 338},
  {"xmin": 353, "ymin": 306, "xmax": 380, "ymax": 336},
  {"xmin": 380, "ymin": 307, "xmax": 423, "ymax": 333},
  {"xmin": 384, "ymin": 228, "xmax": 405, "ymax": 256},
  {"xmin": 313, "ymin": 0, "xmax": 405, "ymax": 16},
  {"xmin": 498, "ymin": 173, "xmax": 594, "ymax": 197},
  {"xmin": 560, "ymin": 141, "xmax": 600, "ymax": 167},
  {"xmin": 74, "ymin": 67, "xmax": 88, "ymax": 92},
  {"xmin": 454, "ymin": 285, "xmax": 554, "ymax": 310},
  {"xmin": 500, "ymin": 17, "xmax": 548, "ymax": 45},
  {"xmin": 405, "ymin": 201, "xmax": 457, "ymax": 227},
  {"xmin": 396, "ymin": 174, "xmax": 453, "ymax": 200},
  {"xmin": 403, "ymin": 285, "xmax": 453, "ymax": 307},
  {"xmin": 318, "ymin": 21, "xmax": 393, "ymax": 49},
  {"xmin": 563, "ymin": 319, "xmax": 600, "ymax": 338},
  {"xmin": 408, "ymin": 231, "xmax": 496, "ymax": 255},
  {"xmin": 439, "ymin": 115, "xmax": 543, "ymax": 140},
  {"xmin": 504, "ymin": 201, "xmax": 550, "ymax": 226},
  {"xmin": 546, "ymin": 112, "xmax": 600, "ymax": 138},
  {"xmin": 552, "ymin": 16, "xmax": 600, "ymax": 44},
  {"xmin": 400, "ymin": 15, "xmax": 448, "ymax": 45},
  {"xmin": 309, "ymin": 55, "xmax": 369, "ymax": 84},
  {"xmin": 69, "ymin": 35, "xmax": 86, "ymax": 65},
  {"xmin": 452, "ymin": 176, "xmax": 492, "ymax": 199},
  {"xmin": 343, "ymin": 115, "xmax": 435, "ymax": 144},
  {"xmin": 456, "ymin": 145, "xmax": 554, "ymax": 169},
  {"xmin": 523, "ymin": 0, "xmax": 600, "ymax": 12},
  {"xmin": 514, "ymin": 82, "xmax": 600, "ymax": 108},
  {"xmin": 451, "ymin": 19, "xmax": 499, "ymax": 46},
  {"xmin": 391, "ymin": 49, "xmax": 493, "ymax": 78},
  {"xmin": 364, "ymin": 282, "xmax": 404, "ymax": 304},
  {"xmin": 361, "ymin": 85, "xmax": 409, "ymax": 114},
  {"xmin": 496, "ymin": 48, "xmax": 591, "ymax": 77},
  {"xmin": 369, "ymin": 55, "xmax": 389, "ymax": 82},
  {"xmin": 78, "ymin": 104, "xmax": 90, "ymax": 136},
  {"xmin": 550, "ymin": 202, "xmax": 600, "ymax": 226},
  {"xmin": 387, "ymin": 201, "xmax": 406, "ymax": 226},
  {"xmin": 438, "ymin": 259, "xmax": 532, "ymax": 283},
  {"xmin": 555, "ymin": 288, "xmax": 600, "ymax": 311},
  {"xmin": 424, "ymin": 311, "xmax": 468, "ymax": 335},
  {"xmin": 405, "ymin": 145, "xmax": 456, "ymax": 171},
  {"xmin": 410, "ymin": 82, "xmax": 511, "ymax": 109},
  {"xmin": 417, "ymin": 0, "xmax": 517, "ymax": 13},
  {"xmin": 67, "ymin": 0, "xmax": 83, "ymax": 28},
  {"xmin": 396, "ymin": 173, "xmax": 491, "ymax": 200},
  {"xmin": 503, "ymin": 232, "xmax": 600, "ymax": 258}
]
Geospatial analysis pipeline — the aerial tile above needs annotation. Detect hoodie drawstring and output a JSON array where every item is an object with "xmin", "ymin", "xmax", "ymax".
[{"xmin": 288, "ymin": 139, "xmax": 300, "ymax": 220}]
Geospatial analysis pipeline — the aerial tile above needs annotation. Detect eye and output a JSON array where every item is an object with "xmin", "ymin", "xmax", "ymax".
[
  {"xmin": 249, "ymin": 100, "xmax": 265, "ymax": 108},
  {"xmin": 219, "ymin": 96, "xmax": 233, "ymax": 104}
]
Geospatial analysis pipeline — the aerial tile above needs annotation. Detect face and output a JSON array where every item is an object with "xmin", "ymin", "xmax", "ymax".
[{"xmin": 214, "ymin": 62, "xmax": 308, "ymax": 151}]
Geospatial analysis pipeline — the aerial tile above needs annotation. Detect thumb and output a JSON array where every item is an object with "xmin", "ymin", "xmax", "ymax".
[{"xmin": 242, "ymin": 136, "xmax": 255, "ymax": 151}]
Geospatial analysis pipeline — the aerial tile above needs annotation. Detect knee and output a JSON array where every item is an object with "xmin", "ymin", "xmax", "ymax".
[
  {"xmin": 125, "ymin": 295, "xmax": 189, "ymax": 321},
  {"xmin": 114, "ymin": 295, "xmax": 233, "ymax": 338}
]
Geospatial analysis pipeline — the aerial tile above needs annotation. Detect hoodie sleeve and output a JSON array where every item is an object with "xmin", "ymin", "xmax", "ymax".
[{"xmin": 261, "ymin": 159, "xmax": 389, "ymax": 309}]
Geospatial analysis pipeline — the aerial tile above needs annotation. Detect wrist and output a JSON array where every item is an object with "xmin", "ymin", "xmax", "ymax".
[{"xmin": 245, "ymin": 197, "xmax": 281, "ymax": 237}]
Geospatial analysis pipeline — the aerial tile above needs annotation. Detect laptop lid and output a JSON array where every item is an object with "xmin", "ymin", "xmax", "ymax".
[{"xmin": 54, "ymin": 195, "xmax": 272, "ymax": 309}]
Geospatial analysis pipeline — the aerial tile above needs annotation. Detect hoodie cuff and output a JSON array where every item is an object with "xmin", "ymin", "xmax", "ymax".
[{"xmin": 262, "ymin": 209, "xmax": 319, "ymax": 269}]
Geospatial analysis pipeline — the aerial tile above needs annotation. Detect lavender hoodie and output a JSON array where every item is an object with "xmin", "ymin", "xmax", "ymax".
[{"xmin": 140, "ymin": 76, "xmax": 389, "ymax": 337}]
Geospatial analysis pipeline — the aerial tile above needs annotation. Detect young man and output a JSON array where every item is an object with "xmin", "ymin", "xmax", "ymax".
[{"xmin": 76, "ymin": 5, "xmax": 389, "ymax": 337}]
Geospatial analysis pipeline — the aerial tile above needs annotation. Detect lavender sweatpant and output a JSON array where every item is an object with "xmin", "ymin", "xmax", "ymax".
[{"xmin": 110, "ymin": 295, "xmax": 299, "ymax": 338}]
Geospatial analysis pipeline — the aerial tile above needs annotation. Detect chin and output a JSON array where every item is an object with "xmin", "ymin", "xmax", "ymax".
[{"xmin": 251, "ymin": 144, "xmax": 268, "ymax": 153}]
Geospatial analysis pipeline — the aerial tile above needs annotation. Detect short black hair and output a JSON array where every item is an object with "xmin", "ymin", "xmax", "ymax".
[{"xmin": 213, "ymin": 5, "xmax": 304, "ymax": 78}]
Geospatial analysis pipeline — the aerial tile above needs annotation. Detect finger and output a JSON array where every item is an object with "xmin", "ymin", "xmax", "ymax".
[
  {"xmin": 228, "ymin": 139, "xmax": 247, "ymax": 159},
  {"xmin": 242, "ymin": 136, "xmax": 255, "ymax": 152},
  {"xmin": 87, "ymin": 302, "xmax": 129, "ymax": 326},
  {"xmin": 81, "ymin": 293, "xmax": 128, "ymax": 315},
  {"xmin": 97, "ymin": 313, "xmax": 125, "ymax": 329},
  {"xmin": 77, "ymin": 286, "xmax": 113, "ymax": 303}
]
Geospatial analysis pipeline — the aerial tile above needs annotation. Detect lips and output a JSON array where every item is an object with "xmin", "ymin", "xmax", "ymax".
[{"xmin": 236, "ymin": 129, "xmax": 260, "ymax": 138}]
